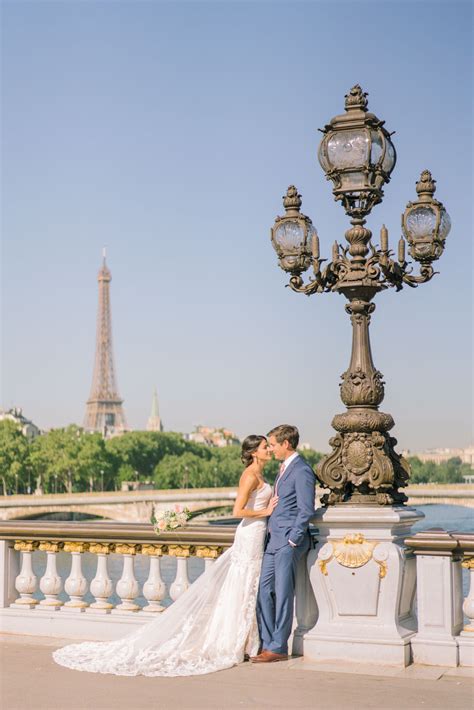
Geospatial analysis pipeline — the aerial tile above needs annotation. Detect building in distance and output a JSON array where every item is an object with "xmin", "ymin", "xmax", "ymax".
[
  {"xmin": 146, "ymin": 387, "xmax": 164, "ymax": 432},
  {"xmin": 403, "ymin": 445, "xmax": 474, "ymax": 470},
  {"xmin": 0, "ymin": 408, "xmax": 41, "ymax": 441},
  {"xmin": 185, "ymin": 425, "xmax": 240, "ymax": 448}
]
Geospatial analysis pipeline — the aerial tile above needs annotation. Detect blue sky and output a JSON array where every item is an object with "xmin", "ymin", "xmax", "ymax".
[{"xmin": 1, "ymin": 0, "xmax": 472, "ymax": 452}]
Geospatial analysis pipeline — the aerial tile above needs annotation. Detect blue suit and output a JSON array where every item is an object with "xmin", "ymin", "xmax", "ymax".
[{"xmin": 257, "ymin": 454, "xmax": 316, "ymax": 654}]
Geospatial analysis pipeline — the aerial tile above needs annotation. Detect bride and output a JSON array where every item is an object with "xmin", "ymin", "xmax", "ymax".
[{"xmin": 53, "ymin": 435, "xmax": 277, "ymax": 676}]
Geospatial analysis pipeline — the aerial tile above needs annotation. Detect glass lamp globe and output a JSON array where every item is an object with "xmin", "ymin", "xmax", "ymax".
[
  {"xmin": 271, "ymin": 186, "xmax": 314, "ymax": 275},
  {"xmin": 402, "ymin": 171, "xmax": 451, "ymax": 263},
  {"xmin": 318, "ymin": 85, "xmax": 396, "ymax": 218}
]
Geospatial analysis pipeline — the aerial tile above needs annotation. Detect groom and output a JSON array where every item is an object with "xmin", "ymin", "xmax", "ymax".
[{"xmin": 252, "ymin": 424, "xmax": 316, "ymax": 663}]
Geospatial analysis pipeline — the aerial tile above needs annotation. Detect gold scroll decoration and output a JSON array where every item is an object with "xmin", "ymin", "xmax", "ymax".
[
  {"xmin": 38, "ymin": 541, "xmax": 64, "ymax": 553},
  {"xmin": 14, "ymin": 540, "xmax": 39, "ymax": 552},
  {"xmin": 195, "ymin": 545, "xmax": 224, "ymax": 559},
  {"xmin": 140, "ymin": 544, "xmax": 168, "ymax": 557},
  {"xmin": 63, "ymin": 542, "xmax": 89, "ymax": 553},
  {"xmin": 322, "ymin": 533, "xmax": 388, "ymax": 580},
  {"xmin": 167, "ymin": 545, "xmax": 195, "ymax": 558}
]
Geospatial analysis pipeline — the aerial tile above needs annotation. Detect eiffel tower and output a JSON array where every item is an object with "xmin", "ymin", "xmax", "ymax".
[{"xmin": 84, "ymin": 250, "xmax": 127, "ymax": 436}]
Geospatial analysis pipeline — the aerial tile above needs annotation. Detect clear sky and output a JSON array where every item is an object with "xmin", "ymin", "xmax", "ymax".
[{"xmin": 1, "ymin": 0, "xmax": 472, "ymax": 452}]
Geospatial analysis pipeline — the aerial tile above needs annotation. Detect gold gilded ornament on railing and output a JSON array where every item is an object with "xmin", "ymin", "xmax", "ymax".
[
  {"xmin": 63, "ymin": 542, "xmax": 89, "ymax": 553},
  {"xmin": 167, "ymin": 544, "xmax": 195, "ymax": 558},
  {"xmin": 318, "ymin": 534, "xmax": 388, "ymax": 579},
  {"xmin": 333, "ymin": 533, "xmax": 375, "ymax": 568},
  {"xmin": 14, "ymin": 540, "xmax": 39, "ymax": 552},
  {"xmin": 195, "ymin": 545, "xmax": 223, "ymax": 559},
  {"xmin": 140, "ymin": 544, "xmax": 168, "ymax": 556},
  {"xmin": 38, "ymin": 541, "xmax": 64, "ymax": 553},
  {"xmin": 114, "ymin": 543, "xmax": 138, "ymax": 556},
  {"xmin": 462, "ymin": 558, "xmax": 474, "ymax": 570},
  {"xmin": 89, "ymin": 543, "xmax": 114, "ymax": 555}
]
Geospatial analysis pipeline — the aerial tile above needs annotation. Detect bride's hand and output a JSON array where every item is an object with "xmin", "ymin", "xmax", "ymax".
[{"xmin": 264, "ymin": 496, "xmax": 279, "ymax": 516}]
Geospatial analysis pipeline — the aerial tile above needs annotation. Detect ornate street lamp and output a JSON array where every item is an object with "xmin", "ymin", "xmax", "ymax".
[{"xmin": 271, "ymin": 85, "xmax": 451, "ymax": 507}]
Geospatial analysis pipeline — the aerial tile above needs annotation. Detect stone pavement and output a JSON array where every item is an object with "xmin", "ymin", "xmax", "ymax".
[{"xmin": 1, "ymin": 635, "xmax": 473, "ymax": 710}]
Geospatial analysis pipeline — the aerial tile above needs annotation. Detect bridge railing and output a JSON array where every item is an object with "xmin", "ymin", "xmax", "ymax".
[
  {"xmin": 405, "ymin": 529, "xmax": 474, "ymax": 667},
  {"xmin": 0, "ymin": 520, "xmax": 236, "ymax": 640}
]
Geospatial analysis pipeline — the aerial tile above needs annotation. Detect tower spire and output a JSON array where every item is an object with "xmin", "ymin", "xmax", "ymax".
[
  {"xmin": 84, "ymin": 252, "xmax": 127, "ymax": 437},
  {"xmin": 147, "ymin": 386, "xmax": 163, "ymax": 432}
]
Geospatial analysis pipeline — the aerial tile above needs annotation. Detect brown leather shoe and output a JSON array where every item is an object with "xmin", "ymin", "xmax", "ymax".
[
  {"xmin": 250, "ymin": 650, "xmax": 288, "ymax": 663},
  {"xmin": 249, "ymin": 650, "xmax": 268, "ymax": 662}
]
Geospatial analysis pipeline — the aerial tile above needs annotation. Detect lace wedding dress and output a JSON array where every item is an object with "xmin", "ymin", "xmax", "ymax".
[{"xmin": 53, "ymin": 482, "xmax": 271, "ymax": 677}]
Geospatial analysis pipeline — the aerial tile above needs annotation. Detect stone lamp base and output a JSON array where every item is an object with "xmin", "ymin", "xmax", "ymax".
[{"xmin": 304, "ymin": 505, "xmax": 423, "ymax": 666}]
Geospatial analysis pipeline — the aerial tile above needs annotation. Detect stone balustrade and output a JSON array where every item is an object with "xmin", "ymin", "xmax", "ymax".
[
  {"xmin": 405, "ymin": 528, "xmax": 474, "ymax": 667},
  {"xmin": 1, "ymin": 520, "xmax": 473, "ymax": 670},
  {"xmin": 0, "ymin": 520, "xmax": 235, "ymax": 640}
]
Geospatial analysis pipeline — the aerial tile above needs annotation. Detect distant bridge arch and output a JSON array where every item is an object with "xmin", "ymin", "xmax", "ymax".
[{"xmin": 0, "ymin": 485, "xmax": 472, "ymax": 523}]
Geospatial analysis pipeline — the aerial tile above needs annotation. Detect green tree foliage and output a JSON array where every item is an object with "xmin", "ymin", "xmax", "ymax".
[
  {"xmin": 407, "ymin": 456, "xmax": 469, "ymax": 484},
  {"xmin": 4, "ymin": 422, "xmax": 471, "ymax": 496},
  {"xmin": 0, "ymin": 420, "xmax": 30, "ymax": 495}
]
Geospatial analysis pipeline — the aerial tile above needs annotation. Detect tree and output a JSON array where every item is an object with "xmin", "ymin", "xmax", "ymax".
[
  {"xmin": 0, "ymin": 420, "xmax": 30, "ymax": 495},
  {"xmin": 106, "ymin": 431, "xmax": 210, "ymax": 484},
  {"xmin": 30, "ymin": 425, "xmax": 85, "ymax": 493}
]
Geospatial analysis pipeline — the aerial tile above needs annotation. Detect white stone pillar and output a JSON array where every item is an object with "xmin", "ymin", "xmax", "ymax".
[
  {"xmin": 13, "ymin": 541, "xmax": 39, "ymax": 608},
  {"xmin": 304, "ymin": 505, "xmax": 422, "ymax": 667},
  {"xmin": 291, "ymin": 545, "xmax": 319, "ymax": 656},
  {"xmin": 88, "ymin": 543, "xmax": 114, "ymax": 613},
  {"xmin": 196, "ymin": 545, "xmax": 221, "ymax": 574},
  {"xmin": 38, "ymin": 542, "xmax": 64, "ymax": 609},
  {"xmin": 63, "ymin": 542, "xmax": 89, "ymax": 611},
  {"xmin": 409, "ymin": 530, "xmax": 463, "ymax": 667},
  {"xmin": 141, "ymin": 544, "xmax": 167, "ymax": 612},
  {"xmin": 458, "ymin": 556, "xmax": 474, "ymax": 667},
  {"xmin": 169, "ymin": 545, "xmax": 193, "ymax": 602},
  {"xmin": 0, "ymin": 540, "xmax": 20, "ymax": 607},
  {"xmin": 113, "ymin": 544, "xmax": 140, "ymax": 612}
]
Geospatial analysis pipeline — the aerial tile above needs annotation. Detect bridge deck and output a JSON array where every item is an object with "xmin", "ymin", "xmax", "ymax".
[{"xmin": 2, "ymin": 634, "xmax": 472, "ymax": 710}]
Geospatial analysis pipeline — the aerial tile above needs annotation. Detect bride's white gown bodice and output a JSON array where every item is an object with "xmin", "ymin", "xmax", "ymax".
[{"xmin": 53, "ymin": 482, "xmax": 271, "ymax": 677}]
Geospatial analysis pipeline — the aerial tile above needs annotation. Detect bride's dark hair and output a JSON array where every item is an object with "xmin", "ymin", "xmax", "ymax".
[{"xmin": 241, "ymin": 434, "xmax": 266, "ymax": 467}]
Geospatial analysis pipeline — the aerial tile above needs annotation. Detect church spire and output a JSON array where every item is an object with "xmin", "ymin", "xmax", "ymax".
[{"xmin": 147, "ymin": 387, "xmax": 163, "ymax": 432}]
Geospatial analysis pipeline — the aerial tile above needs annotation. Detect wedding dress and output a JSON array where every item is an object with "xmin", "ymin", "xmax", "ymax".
[{"xmin": 53, "ymin": 482, "xmax": 271, "ymax": 676}]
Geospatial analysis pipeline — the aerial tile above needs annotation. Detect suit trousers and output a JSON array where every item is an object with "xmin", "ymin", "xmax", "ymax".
[{"xmin": 257, "ymin": 541, "xmax": 308, "ymax": 655}]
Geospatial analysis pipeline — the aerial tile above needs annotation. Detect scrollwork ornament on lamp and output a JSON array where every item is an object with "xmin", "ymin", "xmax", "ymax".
[{"xmin": 270, "ymin": 86, "xmax": 451, "ymax": 506}]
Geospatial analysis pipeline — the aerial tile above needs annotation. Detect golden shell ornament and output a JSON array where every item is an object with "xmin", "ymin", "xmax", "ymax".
[{"xmin": 333, "ymin": 533, "xmax": 375, "ymax": 568}]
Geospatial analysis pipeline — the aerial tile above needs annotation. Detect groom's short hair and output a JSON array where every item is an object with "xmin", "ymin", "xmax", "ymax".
[{"xmin": 267, "ymin": 424, "xmax": 299, "ymax": 450}]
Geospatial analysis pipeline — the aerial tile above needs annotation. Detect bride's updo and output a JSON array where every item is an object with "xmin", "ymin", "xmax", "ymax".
[{"xmin": 241, "ymin": 434, "xmax": 266, "ymax": 467}]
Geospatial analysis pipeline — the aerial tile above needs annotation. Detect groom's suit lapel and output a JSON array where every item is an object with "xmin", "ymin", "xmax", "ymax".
[{"xmin": 277, "ymin": 455, "xmax": 300, "ymax": 491}]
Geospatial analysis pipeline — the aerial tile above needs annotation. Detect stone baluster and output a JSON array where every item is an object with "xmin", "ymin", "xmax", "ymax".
[
  {"xmin": 38, "ymin": 542, "xmax": 64, "ymax": 609},
  {"xmin": 141, "ymin": 544, "xmax": 167, "ymax": 612},
  {"xmin": 458, "ymin": 556, "xmax": 474, "ymax": 667},
  {"xmin": 13, "ymin": 541, "xmax": 39, "ymax": 608},
  {"xmin": 63, "ymin": 542, "xmax": 89, "ymax": 611},
  {"xmin": 88, "ymin": 543, "xmax": 114, "ymax": 613},
  {"xmin": 407, "ymin": 530, "xmax": 463, "ymax": 667},
  {"xmin": 196, "ymin": 545, "xmax": 222, "ymax": 573},
  {"xmin": 113, "ymin": 544, "xmax": 140, "ymax": 612},
  {"xmin": 169, "ymin": 545, "xmax": 194, "ymax": 601}
]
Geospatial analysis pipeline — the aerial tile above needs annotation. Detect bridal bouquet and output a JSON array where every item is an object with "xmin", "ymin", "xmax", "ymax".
[{"xmin": 151, "ymin": 505, "xmax": 191, "ymax": 534}]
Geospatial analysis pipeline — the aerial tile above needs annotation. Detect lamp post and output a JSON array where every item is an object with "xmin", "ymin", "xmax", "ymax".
[
  {"xmin": 271, "ymin": 86, "xmax": 451, "ymax": 666},
  {"xmin": 271, "ymin": 85, "xmax": 450, "ymax": 506}
]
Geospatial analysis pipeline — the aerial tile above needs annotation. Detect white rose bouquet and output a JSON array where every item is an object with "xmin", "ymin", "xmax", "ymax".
[{"xmin": 151, "ymin": 504, "xmax": 191, "ymax": 534}]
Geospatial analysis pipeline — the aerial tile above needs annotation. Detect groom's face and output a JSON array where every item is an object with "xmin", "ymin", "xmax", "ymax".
[{"xmin": 268, "ymin": 435, "xmax": 289, "ymax": 461}]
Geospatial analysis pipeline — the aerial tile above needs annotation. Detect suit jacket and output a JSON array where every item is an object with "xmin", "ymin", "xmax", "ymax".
[{"xmin": 265, "ymin": 454, "xmax": 316, "ymax": 553}]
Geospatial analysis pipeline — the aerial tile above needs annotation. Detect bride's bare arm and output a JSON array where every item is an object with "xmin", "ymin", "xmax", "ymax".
[{"xmin": 233, "ymin": 473, "xmax": 278, "ymax": 519}]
